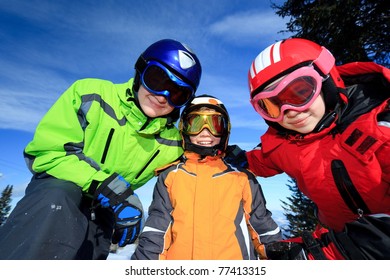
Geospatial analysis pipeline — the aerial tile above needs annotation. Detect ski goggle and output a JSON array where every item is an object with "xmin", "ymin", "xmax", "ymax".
[
  {"xmin": 250, "ymin": 66, "xmax": 325, "ymax": 122},
  {"xmin": 141, "ymin": 61, "xmax": 195, "ymax": 108},
  {"xmin": 182, "ymin": 111, "xmax": 227, "ymax": 137}
]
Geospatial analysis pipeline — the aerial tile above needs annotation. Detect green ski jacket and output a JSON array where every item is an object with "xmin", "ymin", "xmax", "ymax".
[{"xmin": 24, "ymin": 78, "xmax": 183, "ymax": 192}]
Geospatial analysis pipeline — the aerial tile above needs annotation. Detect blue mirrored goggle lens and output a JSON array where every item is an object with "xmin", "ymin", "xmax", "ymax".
[{"xmin": 141, "ymin": 63, "xmax": 194, "ymax": 107}]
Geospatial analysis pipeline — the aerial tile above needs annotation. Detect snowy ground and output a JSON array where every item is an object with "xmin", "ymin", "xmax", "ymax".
[{"xmin": 107, "ymin": 244, "xmax": 137, "ymax": 260}]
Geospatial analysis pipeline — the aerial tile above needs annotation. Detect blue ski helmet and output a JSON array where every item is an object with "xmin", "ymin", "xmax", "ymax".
[{"xmin": 135, "ymin": 39, "xmax": 202, "ymax": 91}]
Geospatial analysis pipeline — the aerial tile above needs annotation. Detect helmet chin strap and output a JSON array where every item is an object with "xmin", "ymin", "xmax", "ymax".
[{"xmin": 184, "ymin": 141, "xmax": 223, "ymax": 157}]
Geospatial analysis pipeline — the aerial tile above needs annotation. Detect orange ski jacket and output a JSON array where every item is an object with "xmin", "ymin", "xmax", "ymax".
[{"xmin": 132, "ymin": 151, "xmax": 282, "ymax": 260}]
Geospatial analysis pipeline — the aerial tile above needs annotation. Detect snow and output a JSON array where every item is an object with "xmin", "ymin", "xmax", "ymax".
[{"xmin": 107, "ymin": 244, "xmax": 137, "ymax": 260}]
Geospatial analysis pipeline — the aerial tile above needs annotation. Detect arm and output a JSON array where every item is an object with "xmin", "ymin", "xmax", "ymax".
[
  {"xmin": 224, "ymin": 144, "xmax": 282, "ymax": 177},
  {"xmin": 377, "ymin": 106, "xmax": 390, "ymax": 184},
  {"xmin": 25, "ymin": 80, "xmax": 145, "ymax": 246},
  {"xmin": 131, "ymin": 170, "xmax": 174, "ymax": 260},
  {"xmin": 246, "ymin": 146, "xmax": 282, "ymax": 177},
  {"xmin": 24, "ymin": 79, "xmax": 112, "ymax": 191},
  {"xmin": 241, "ymin": 169, "xmax": 282, "ymax": 259}
]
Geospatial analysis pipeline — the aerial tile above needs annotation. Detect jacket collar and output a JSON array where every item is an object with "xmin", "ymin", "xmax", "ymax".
[
  {"xmin": 261, "ymin": 124, "xmax": 335, "ymax": 153},
  {"xmin": 184, "ymin": 151, "xmax": 222, "ymax": 162}
]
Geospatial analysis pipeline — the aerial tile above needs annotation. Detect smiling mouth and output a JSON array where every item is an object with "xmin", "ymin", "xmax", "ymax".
[
  {"xmin": 289, "ymin": 116, "xmax": 309, "ymax": 126},
  {"xmin": 292, "ymin": 119, "xmax": 305, "ymax": 125},
  {"xmin": 197, "ymin": 141, "xmax": 213, "ymax": 146}
]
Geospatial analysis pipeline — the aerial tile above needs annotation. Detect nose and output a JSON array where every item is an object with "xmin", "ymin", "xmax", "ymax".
[
  {"xmin": 284, "ymin": 109, "xmax": 301, "ymax": 118},
  {"xmin": 198, "ymin": 128, "xmax": 212, "ymax": 136},
  {"xmin": 154, "ymin": 94, "xmax": 168, "ymax": 104}
]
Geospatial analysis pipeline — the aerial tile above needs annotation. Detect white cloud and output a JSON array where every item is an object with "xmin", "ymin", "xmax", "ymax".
[
  {"xmin": 0, "ymin": 57, "xmax": 70, "ymax": 132},
  {"xmin": 209, "ymin": 10, "xmax": 290, "ymax": 44}
]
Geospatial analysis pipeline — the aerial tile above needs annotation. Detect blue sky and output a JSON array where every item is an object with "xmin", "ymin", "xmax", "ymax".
[{"xmin": 0, "ymin": 0, "xmax": 292, "ymax": 212}]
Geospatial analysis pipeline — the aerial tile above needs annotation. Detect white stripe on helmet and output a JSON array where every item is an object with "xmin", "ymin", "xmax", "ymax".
[
  {"xmin": 250, "ymin": 41, "xmax": 282, "ymax": 78},
  {"xmin": 191, "ymin": 96, "xmax": 222, "ymax": 105}
]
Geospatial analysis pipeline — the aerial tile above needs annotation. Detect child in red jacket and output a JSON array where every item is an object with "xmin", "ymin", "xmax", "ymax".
[{"xmin": 228, "ymin": 38, "xmax": 390, "ymax": 259}]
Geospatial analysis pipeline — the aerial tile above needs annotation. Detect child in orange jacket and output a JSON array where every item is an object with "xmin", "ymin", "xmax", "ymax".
[{"xmin": 132, "ymin": 95, "xmax": 282, "ymax": 260}]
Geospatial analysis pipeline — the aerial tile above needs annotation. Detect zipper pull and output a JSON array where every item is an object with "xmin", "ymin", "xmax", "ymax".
[
  {"xmin": 91, "ymin": 208, "xmax": 96, "ymax": 221},
  {"xmin": 357, "ymin": 208, "xmax": 364, "ymax": 218}
]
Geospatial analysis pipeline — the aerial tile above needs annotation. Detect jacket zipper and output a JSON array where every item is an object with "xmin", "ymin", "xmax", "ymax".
[
  {"xmin": 101, "ymin": 128, "xmax": 115, "ymax": 164},
  {"xmin": 135, "ymin": 150, "xmax": 160, "ymax": 179},
  {"xmin": 331, "ymin": 159, "xmax": 371, "ymax": 215}
]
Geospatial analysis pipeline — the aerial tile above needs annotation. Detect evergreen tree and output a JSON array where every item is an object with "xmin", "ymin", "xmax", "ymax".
[
  {"xmin": 0, "ymin": 185, "xmax": 13, "ymax": 226},
  {"xmin": 280, "ymin": 178, "xmax": 317, "ymax": 238},
  {"xmin": 272, "ymin": 0, "xmax": 390, "ymax": 67}
]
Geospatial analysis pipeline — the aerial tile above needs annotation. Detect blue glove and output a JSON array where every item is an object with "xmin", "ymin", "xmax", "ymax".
[
  {"xmin": 224, "ymin": 144, "xmax": 249, "ymax": 169},
  {"xmin": 95, "ymin": 173, "xmax": 144, "ymax": 247}
]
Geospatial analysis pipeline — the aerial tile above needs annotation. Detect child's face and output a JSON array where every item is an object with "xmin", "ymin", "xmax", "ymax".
[
  {"xmin": 277, "ymin": 93, "xmax": 326, "ymax": 134},
  {"xmin": 137, "ymin": 85, "xmax": 175, "ymax": 118},
  {"xmin": 189, "ymin": 128, "xmax": 221, "ymax": 147}
]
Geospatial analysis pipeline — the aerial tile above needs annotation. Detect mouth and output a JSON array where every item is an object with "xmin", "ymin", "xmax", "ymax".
[
  {"xmin": 197, "ymin": 141, "xmax": 214, "ymax": 146},
  {"xmin": 289, "ymin": 116, "xmax": 309, "ymax": 126}
]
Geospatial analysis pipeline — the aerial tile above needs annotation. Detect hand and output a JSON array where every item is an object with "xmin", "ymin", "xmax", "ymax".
[
  {"xmin": 95, "ymin": 173, "xmax": 144, "ymax": 246},
  {"xmin": 265, "ymin": 241, "xmax": 306, "ymax": 260},
  {"xmin": 111, "ymin": 193, "xmax": 144, "ymax": 246},
  {"xmin": 224, "ymin": 145, "xmax": 248, "ymax": 169}
]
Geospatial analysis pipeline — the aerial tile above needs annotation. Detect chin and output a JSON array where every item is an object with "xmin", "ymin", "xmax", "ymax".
[
  {"xmin": 296, "ymin": 126, "xmax": 315, "ymax": 134},
  {"xmin": 143, "ymin": 110, "xmax": 158, "ymax": 118},
  {"xmin": 141, "ymin": 105, "xmax": 161, "ymax": 118}
]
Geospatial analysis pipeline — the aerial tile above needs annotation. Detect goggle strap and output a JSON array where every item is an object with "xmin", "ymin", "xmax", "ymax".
[
  {"xmin": 135, "ymin": 55, "xmax": 148, "ymax": 73},
  {"xmin": 188, "ymin": 111, "xmax": 222, "ymax": 116},
  {"xmin": 314, "ymin": 47, "xmax": 335, "ymax": 76}
]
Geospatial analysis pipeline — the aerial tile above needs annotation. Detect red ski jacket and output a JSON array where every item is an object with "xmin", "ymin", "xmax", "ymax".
[{"xmin": 247, "ymin": 62, "xmax": 390, "ymax": 232}]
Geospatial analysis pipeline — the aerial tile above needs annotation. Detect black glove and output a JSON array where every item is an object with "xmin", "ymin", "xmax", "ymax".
[
  {"xmin": 224, "ymin": 144, "xmax": 248, "ymax": 169},
  {"xmin": 95, "ymin": 173, "xmax": 144, "ymax": 246},
  {"xmin": 265, "ymin": 241, "xmax": 307, "ymax": 260}
]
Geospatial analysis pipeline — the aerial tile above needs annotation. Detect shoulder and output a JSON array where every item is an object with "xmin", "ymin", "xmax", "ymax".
[
  {"xmin": 337, "ymin": 62, "xmax": 390, "ymax": 85},
  {"xmin": 154, "ymin": 158, "xmax": 182, "ymax": 176},
  {"xmin": 237, "ymin": 167, "xmax": 259, "ymax": 183},
  {"xmin": 70, "ymin": 78, "xmax": 116, "ymax": 92},
  {"xmin": 65, "ymin": 79, "xmax": 125, "ymax": 106},
  {"xmin": 225, "ymin": 163, "xmax": 259, "ymax": 183},
  {"xmin": 73, "ymin": 77, "xmax": 113, "ymax": 85}
]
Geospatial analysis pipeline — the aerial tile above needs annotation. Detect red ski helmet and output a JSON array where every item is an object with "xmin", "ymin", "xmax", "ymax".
[{"xmin": 248, "ymin": 38, "xmax": 345, "ymax": 111}]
